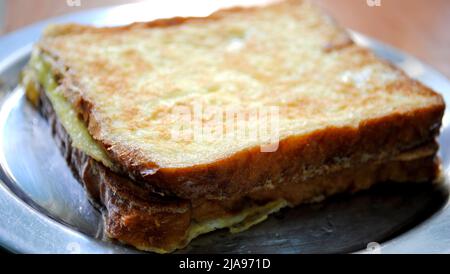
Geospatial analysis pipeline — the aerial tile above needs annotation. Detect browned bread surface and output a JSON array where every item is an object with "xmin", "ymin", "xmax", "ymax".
[
  {"xmin": 34, "ymin": 0, "xmax": 445, "ymax": 199},
  {"xmin": 38, "ymin": 82, "xmax": 439, "ymax": 252},
  {"xmin": 24, "ymin": 0, "xmax": 445, "ymax": 252}
]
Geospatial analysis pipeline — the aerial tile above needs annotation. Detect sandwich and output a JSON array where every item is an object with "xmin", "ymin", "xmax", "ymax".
[{"xmin": 21, "ymin": 0, "xmax": 445, "ymax": 253}]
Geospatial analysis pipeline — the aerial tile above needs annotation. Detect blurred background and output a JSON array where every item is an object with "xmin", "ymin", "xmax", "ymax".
[{"xmin": 0, "ymin": 0, "xmax": 449, "ymax": 77}]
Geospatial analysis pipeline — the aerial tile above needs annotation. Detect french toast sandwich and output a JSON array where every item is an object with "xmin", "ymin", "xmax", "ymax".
[{"xmin": 22, "ymin": 0, "xmax": 445, "ymax": 252}]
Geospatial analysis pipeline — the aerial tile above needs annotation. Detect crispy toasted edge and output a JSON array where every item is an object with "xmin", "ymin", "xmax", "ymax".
[
  {"xmin": 41, "ymin": 0, "xmax": 294, "ymax": 37},
  {"xmin": 35, "ymin": 0, "xmax": 314, "ymax": 169},
  {"xmin": 33, "ymin": 0, "xmax": 445, "ymax": 193},
  {"xmin": 34, "ymin": 50, "xmax": 445, "ymax": 201}
]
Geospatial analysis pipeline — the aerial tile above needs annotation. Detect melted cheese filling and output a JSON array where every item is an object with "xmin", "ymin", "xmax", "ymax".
[{"xmin": 25, "ymin": 54, "xmax": 114, "ymax": 168}]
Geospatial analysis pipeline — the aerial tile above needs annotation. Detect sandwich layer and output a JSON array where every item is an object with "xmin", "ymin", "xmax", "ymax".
[
  {"xmin": 32, "ymin": 80, "xmax": 439, "ymax": 252},
  {"xmin": 33, "ymin": 0, "xmax": 444, "ymax": 200},
  {"xmin": 22, "ymin": 0, "xmax": 445, "ymax": 252}
]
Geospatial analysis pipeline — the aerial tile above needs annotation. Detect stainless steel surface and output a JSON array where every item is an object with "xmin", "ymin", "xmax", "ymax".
[{"xmin": 0, "ymin": 2, "xmax": 449, "ymax": 254}]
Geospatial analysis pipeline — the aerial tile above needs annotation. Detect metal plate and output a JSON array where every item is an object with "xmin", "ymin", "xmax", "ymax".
[{"xmin": 0, "ymin": 1, "xmax": 449, "ymax": 254}]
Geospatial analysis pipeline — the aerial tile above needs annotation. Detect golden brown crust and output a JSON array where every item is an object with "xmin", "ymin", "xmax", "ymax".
[
  {"xmin": 33, "ymin": 0, "xmax": 445, "ymax": 200},
  {"xmin": 132, "ymin": 104, "xmax": 443, "ymax": 200},
  {"xmin": 85, "ymin": 159, "xmax": 193, "ymax": 251},
  {"xmin": 27, "ymin": 0, "xmax": 446, "ymax": 252},
  {"xmin": 99, "ymin": 155, "xmax": 439, "ymax": 252},
  {"xmin": 37, "ymin": 82, "xmax": 440, "ymax": 252},
  {"xmin": 41, "ymin": 1, "xmax": 289, "ymax": 37}
]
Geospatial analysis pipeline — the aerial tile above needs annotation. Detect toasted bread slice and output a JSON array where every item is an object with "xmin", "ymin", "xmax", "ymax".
[
  {"xmin": 31, "ymin": 0, "xmax": 444, "ymax": 200},
  {"xmin": 22, "ymin": 0, "xmax": 445, "ymax": 252},
  {"xmin": 37, "ymin": 83, "xmax": 439, "ymax": 252}
]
